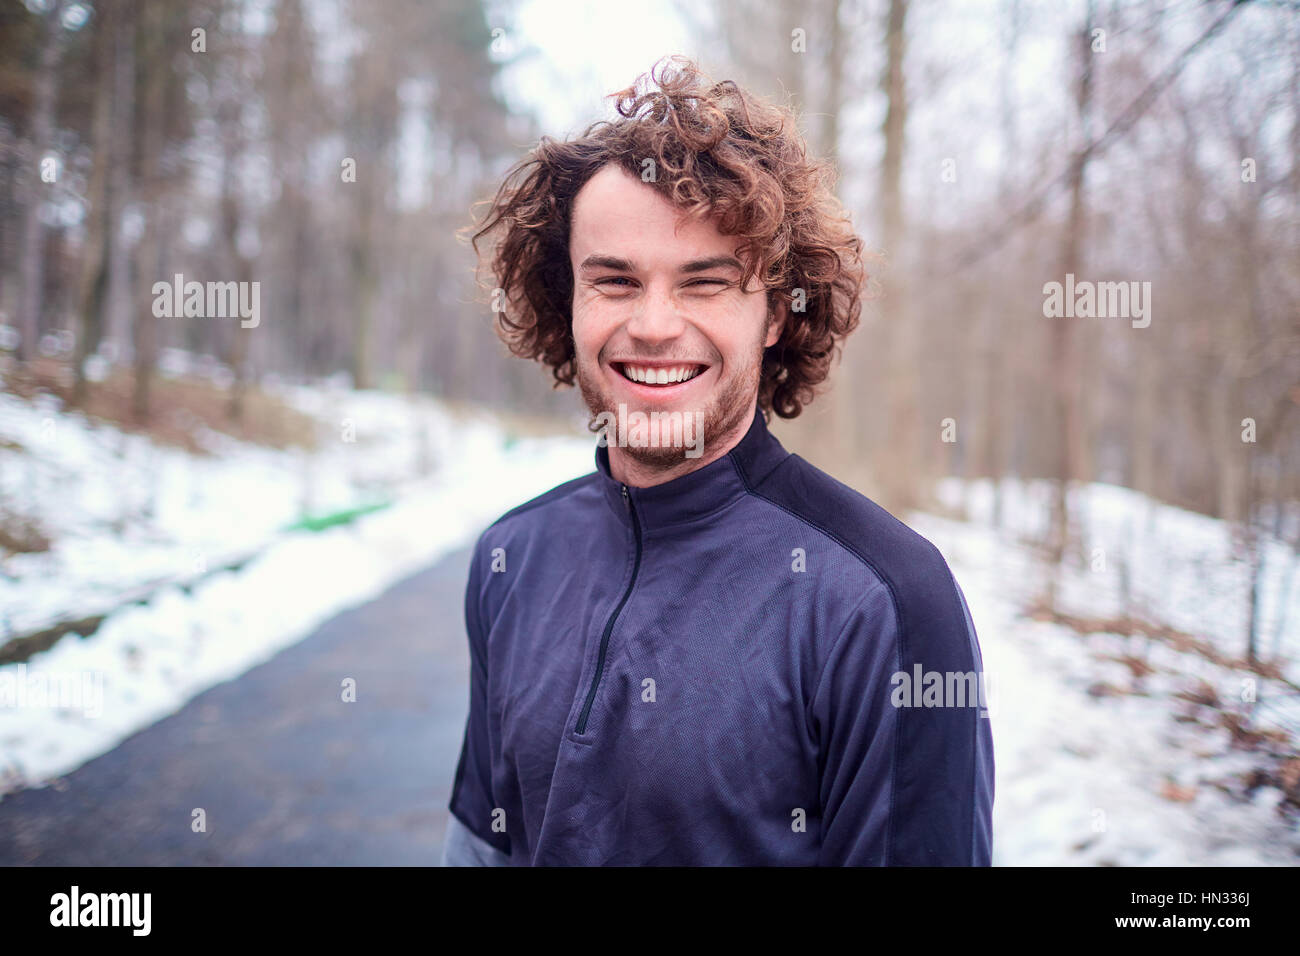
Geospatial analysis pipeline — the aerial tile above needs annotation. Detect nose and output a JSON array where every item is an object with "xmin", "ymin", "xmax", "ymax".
[{"xmin": 624, "ymin": 281, "xmax": 687, "ymax": 344}]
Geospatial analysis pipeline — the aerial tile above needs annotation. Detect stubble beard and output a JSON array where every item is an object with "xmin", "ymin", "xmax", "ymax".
[{"xmin": 576, "ymin": 336, "xmax": 766, "ymax": 470}]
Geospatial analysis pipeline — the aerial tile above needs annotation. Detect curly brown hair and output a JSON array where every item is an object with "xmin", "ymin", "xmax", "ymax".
[{"xmin": 467, "ymin": 56, "xmax": 868, "ymax": 419}]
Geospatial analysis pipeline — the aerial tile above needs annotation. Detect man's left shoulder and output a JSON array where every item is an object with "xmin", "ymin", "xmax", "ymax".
[
  {"xmin": 747, "ymin": 453, "xmax": 973, "ymax": 648},
  {"xmin": 749, "ymin": 454, "xmax": 949, "ymax": 581}
]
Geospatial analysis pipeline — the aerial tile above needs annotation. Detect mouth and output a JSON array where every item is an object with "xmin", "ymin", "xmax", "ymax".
[{"xmin": 611, "ymin": 361, "xmax": 709, "ymax": 388}]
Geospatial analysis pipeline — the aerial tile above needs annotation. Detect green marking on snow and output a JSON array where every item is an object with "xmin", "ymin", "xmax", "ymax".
[{"xmin": 284, "ymin": 500, "xmax": 393, "ymax": 533}]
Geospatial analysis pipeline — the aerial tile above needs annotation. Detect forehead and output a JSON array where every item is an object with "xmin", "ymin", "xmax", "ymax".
[{"xmin": 569, "ymin": 164, "xmax": 739, "ymax": 265}]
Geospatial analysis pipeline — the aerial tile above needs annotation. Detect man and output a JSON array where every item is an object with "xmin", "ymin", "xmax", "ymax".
[{"xmin": 441, "ymin": 57, "xmax": 993, "ymax": 866}]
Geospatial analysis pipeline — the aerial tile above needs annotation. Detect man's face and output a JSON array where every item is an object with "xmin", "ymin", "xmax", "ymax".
[{"xmin": 569, "ymin": 164, "xmax": 783, "ymax": 470}]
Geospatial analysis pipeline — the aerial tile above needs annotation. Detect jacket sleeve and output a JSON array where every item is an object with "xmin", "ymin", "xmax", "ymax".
[
  {"xmin": 811, "ymin": 566, "xmax": 994, "ymax": 866},
  {"xmin": 446, "ymin": 542, "xmax": 512, "ymax": 860},
  {"xmin": 440, "ymin": 812, "xmax": 510, "ymax": 866}
]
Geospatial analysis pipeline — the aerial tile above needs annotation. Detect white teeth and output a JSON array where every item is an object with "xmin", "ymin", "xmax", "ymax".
[{"xmin": 620, "ymin": 364, "xmax": 702, "ymax": 385}]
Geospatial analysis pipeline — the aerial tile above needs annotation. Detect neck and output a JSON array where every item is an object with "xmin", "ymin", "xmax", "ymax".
[{"xmin": 607, "ymin": 405, "xmax": 756, "ymax": 488}]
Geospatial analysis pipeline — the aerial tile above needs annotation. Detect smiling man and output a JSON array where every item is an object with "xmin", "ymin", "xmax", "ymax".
[
  {"xmin": 570, "ymin": 168, "xmax": 781, "ymax": 481},
  {"xmin": 441, "ymin": 57, "xmax": 994, "ymax": 866}
]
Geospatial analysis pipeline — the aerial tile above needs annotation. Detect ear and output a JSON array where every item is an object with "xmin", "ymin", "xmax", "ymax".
[{"xmin": 764, "ymin": 299, "xmax": 787, "ymax": 349}]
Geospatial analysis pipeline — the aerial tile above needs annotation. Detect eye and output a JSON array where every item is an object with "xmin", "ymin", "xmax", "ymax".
[
  {"xmin": 684, "ymin": 278, "xmax": 730, "ymax": 289},
  {"xmin": 595, "ymin": 276, "xmax": 635, "ymax": 287}
]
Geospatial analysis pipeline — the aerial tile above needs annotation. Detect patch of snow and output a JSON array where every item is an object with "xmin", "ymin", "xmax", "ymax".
[
  {"xmin": 912, "ymin": 500, "xmax": 1300, "ymax": 866},
  {"xmin": 0, "ymin": 383, "xmax": 592, "ymax": 794}
]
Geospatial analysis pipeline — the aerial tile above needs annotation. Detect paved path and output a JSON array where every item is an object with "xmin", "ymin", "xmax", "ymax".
[{"xmin": 0, "ymin": 548, "xmax": 474, "ymax": 865}]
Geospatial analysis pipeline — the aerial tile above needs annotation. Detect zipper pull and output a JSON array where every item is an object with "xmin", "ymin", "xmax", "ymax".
[{"xmin": 621, "ymin": 484, "xmax": 630, "ymax": 510}]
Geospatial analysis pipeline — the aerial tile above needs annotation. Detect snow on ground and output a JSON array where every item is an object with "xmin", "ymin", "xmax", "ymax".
[
  {"xmin": 0, "ymin": 380, "xmax": 593, "ymax": 795},
  {"xmin": 0, "ymin": 374, "xmax": 586, "ymax": 638},
  {"xmin": 913, "ymin": 479, "xmax": 1300, "ymax": 866},
  {"xmin": 940, "ymin": 478, "xmax": 1300, "ymax": 684}
]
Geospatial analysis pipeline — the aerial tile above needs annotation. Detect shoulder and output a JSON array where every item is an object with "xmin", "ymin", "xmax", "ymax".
[
  {"xmin": 464, "ymin": 471, "xmax": 601, "ymax": 627},
  {"xmin": 744, "ymin": 453, "xmax": 975, "ymax": 664},
  {"xmin": 471, "ymin": 471, "xmax": 599, "ymax": 550},
  {"xmin": 744, "ymin": 452, "xmax": 952, "ymax": 589},
  {"xmin": 488, "ymin": 471, "xmax": 600, "ymax": 531},
  {"xmin": 466, "ymin": 470, "xmax": 601, "ymax": 582}
]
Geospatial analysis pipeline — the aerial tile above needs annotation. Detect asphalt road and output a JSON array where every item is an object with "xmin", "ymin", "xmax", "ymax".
[{"xmin": 0, "ymin": 547, "xmax": 475, "ymax": 865}]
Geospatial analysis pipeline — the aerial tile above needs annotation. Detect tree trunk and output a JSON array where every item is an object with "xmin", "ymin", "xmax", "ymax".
[
  {"xmin": 1047, "ymin": 4, "xmax": 1096, "ymax": 605},
  {"xmin": 131, "ymin": 0, "xmax": 168, "ymax": 423},
  {"xmin": 878, "ymin": 0, "xmax": 917, "ymax": 514},
  {"xmin": 73, "ymin": 5, "xmax": 115, "ymax": 405},
  {"xmin": 16, "ymin": 5, "xmax": 64, "ymax": 361},
  {"xmin": 103, "ymin": 1, "xmax": 136, "ymax": 361}
]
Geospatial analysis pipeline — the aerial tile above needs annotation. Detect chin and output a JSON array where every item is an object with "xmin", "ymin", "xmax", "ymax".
[
  {"xmin": 620, "ymin": 443, "xmax": 699, "ymax": 467},
  {"xmin": 577, "ymin": 353, "xmax": 760, "ymax": 466}
]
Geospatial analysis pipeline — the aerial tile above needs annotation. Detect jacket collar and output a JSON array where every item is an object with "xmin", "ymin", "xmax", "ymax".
[{"xmin": 593, "ymin": 403, "xmax": 789, "ymax": 533}]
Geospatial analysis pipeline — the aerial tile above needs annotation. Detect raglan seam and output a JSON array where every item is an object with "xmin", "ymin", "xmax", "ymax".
[
  {"xmin": 730, "ymin": 462, "xmax": 910, "ymax": 673},
  {"xmin": 728, "ymin": 455, "xmax": 909, "ymax": 631},
  {"xmin": 733, "ymin": 451, "xmax": 983, "ymax": 864},
  {"xmin": 739, "ymin": 488, "xmax": 905, "ymax": 866},
  {"xmin": 729, "ymin": 451, "xmax": 908, "ymax": 866}
]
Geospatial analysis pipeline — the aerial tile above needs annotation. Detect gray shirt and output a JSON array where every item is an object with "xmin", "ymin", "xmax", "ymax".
[{"xmin": 440, "ymin": 813, "xmax": 510, "ymax": 866}]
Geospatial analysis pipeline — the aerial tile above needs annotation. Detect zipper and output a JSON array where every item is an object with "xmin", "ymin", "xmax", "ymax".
[{"xmin": 576, "ymin": 483, "xmax": 642, "ymax": 735}]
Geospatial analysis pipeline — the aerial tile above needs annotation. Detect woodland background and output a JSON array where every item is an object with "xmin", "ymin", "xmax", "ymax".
[{"xmin": 0, "ymin": 0, "xmax": 1298, "ymax": 863}]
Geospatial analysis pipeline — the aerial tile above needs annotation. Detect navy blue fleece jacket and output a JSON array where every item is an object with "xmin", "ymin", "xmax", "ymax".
[{"xmin": 445, "ymin": 403, "xmax": 994, "ymax": 865}]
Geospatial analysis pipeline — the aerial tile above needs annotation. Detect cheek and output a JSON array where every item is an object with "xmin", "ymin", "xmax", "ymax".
[
  {"xmin": 714, "ymin": 302, "xmax": 773, "ymax": 360},
  {"xmin": 571, "ymin": 297, "xmax": 626, "ymax": 357},
  {"xmin": 569, "ymin": 303, "xmax": 601, "ymax": 357}
]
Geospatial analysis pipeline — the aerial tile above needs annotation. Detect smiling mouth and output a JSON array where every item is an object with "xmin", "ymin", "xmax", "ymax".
[{"xmin": 613, "ymin": 362, "xmax": 708, "ymax": 386}]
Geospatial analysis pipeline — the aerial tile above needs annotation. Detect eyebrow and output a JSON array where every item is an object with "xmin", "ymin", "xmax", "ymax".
[{"xmin": 577, "ymin": 254, "xmax": 744, "ymax": 275}]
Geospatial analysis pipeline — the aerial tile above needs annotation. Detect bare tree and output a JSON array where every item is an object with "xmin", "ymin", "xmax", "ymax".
[
  {"xmin": 16, "ymin": 1, "xmax": 66, "ymax": 361},
  {"xmin": 72, "ymin": 1, "xmax": 115, "ymax": 405},
  {"xmin": 1045, "ymin": 1, "xmax": 1098, "ymax": 611}
]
